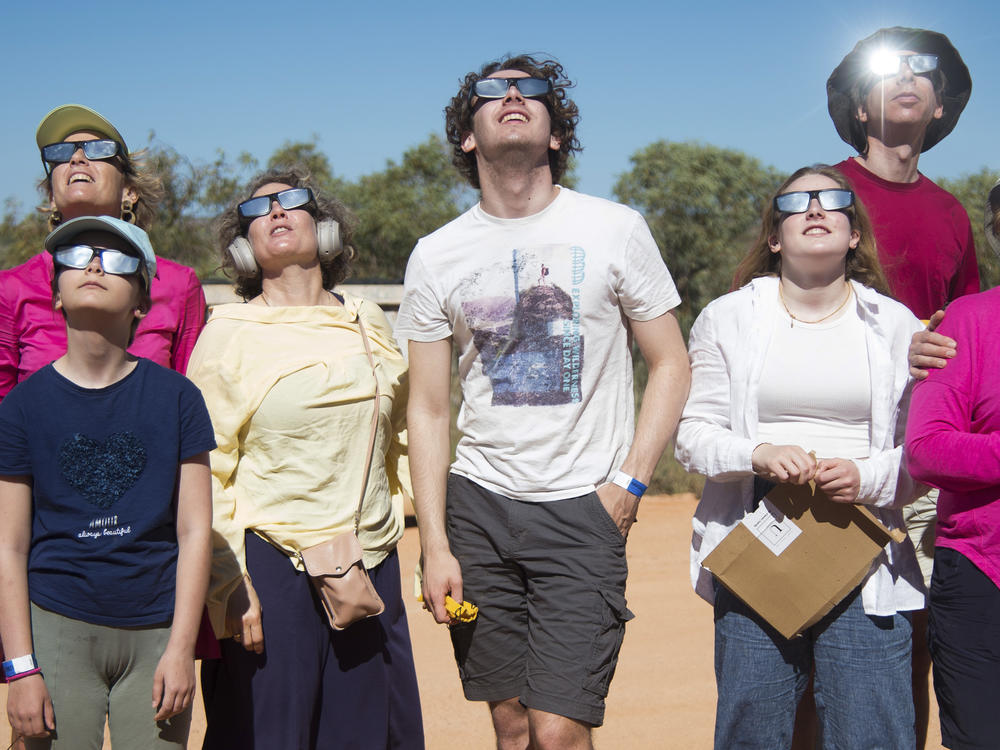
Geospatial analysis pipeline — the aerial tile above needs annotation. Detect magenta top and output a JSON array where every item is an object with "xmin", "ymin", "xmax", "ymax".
[
  {"xmin": 0, "ymin": 251, "xmax": 206, "ymax": 398},
  {"xmin": 906, "ymin": 286, "xmax": 1000, "ymax": 590}
]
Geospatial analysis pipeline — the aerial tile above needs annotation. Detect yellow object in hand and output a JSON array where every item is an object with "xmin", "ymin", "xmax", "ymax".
[
  {"xmin": 444, "ymin": 595, "xmax": 478, "ymax": 622},
  {"xmin": 413, "ymin": 564, "xmax": 478, "ymax": 621}
]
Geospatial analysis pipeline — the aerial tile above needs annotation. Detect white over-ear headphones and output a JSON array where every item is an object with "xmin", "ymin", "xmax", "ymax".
[{"xmin": 227, "ymin": 219, "xmax": 343, "ymax": 277}]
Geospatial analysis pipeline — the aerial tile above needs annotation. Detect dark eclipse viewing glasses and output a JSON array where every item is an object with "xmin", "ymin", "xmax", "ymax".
[
  {"xmin": 469, "ymin": 77, "xmax": 553, "ymax": 104},
  {"xmin": 238, "ymin": 187, "xmax": 316, "ymax": 223},
  {"xmin": 52, "ymin": 245, "xmax": 143, "ymax": 277},
  {"xmin": 41, "ymin": 139, "xmax": 123, "ymax": 173},
  {"xmin": 867, "ymin": 52, "xmax": 938, "ymax": 77},
  {"xmin": 774, "ymin": 189, "xmax": 855, "ymax": 214}
]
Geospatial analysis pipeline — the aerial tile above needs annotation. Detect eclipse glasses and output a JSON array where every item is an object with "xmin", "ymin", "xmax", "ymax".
[
  {"xmin": 238, "ymin": 187, "xmax": 316, "ymax": 223},
  {"xmin": 41, "ymin": 139, "xmax": 123, "ymax": 175},
  {"xmin": 53, "ymin": 245, "xmax": 144, "ymax": 277},
  {"xmin": 469, "ymin": 77, "xmax": 553, "ymax": 105},
  {"xmin": 868, "ymin": 51, "xmax": 938, "ymax": 77},
  {"xmin": 774, "ymin": 189, "xmax": 855, "ymax": 214}
]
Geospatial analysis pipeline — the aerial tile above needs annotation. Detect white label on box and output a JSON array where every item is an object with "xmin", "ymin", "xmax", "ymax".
[{"xmin": 741, "ymin": 499, "xmax": 802, "ymax": 556}]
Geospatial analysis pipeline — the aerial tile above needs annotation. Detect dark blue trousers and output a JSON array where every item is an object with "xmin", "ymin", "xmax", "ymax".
[{"xmin": 201, "ymin": 531, "xmax": 423, "ymax": 749}]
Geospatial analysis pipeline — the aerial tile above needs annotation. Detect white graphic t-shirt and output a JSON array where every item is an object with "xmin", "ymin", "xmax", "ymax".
[{"xmin": 395, "ymin": 188, "xmax": 681, "ymax": 501}]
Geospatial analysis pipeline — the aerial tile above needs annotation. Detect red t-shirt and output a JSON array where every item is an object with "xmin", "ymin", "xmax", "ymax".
[{"xmin": 836, "ymin": 157, "xmax": 980, "ymax": 319}]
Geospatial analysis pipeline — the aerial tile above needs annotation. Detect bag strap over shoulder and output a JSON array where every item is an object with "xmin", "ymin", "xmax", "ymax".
[{"xmin": 354, "ymin": 312, "xmax": 380, "ymax": 535}]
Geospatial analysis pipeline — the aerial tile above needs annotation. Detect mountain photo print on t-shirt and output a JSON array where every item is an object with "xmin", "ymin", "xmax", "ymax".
[{"xmin": 459, "ymin": 245, "xmax": 585, "ymax": 407}]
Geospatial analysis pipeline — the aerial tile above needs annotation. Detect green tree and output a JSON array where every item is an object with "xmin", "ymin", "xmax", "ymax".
[
  {"xmin": 341, "ymin": 135, "xmax": 474, "ymax": 281},
  {"xmin": 936, "ymin": 168, "xmax": 1000, "ymax": 291},
  {"xmin": 201, "ymin": 149, "xmax": 260, "ymax": 216},
  {"xmin": 266, "ymin": 139, "xmax": 346, "ymax": 198},
  {"xmin": 614, "ymin": 141, "xmax": 783, "ymax": 335},
  {"xmin": 560, "ymin": 155, "xmax": 579, "ymax": 190},
  {"xmin": 0, "ymin": 198, "xmax": 48, "ymax": 268},
  {"xmin": 614, "ymin": 142, "xmax": 782, "ymax": 494},
  {"xmin": 143, "ymin": 142, "xmax": 217, "ymax": 276}
]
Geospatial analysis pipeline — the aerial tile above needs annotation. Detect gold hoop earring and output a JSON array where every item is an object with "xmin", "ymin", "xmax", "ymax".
[
  {"xmin": 121, "ymin": 199, "xmax": 136, "ymax": 225},
  {"xmin": 47, "ymin": 210, "xmax": 63, "ymax": 232}
]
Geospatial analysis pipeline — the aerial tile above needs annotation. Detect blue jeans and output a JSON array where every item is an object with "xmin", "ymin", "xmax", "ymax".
[{"xmin": 713, "ymin": 583, "xmax": 914, "ymax": 749}]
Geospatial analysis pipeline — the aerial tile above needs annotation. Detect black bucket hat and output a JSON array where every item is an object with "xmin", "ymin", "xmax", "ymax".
[{"xmin": 827, "ymin": 27, "xmax": 971, "ymax": 154}]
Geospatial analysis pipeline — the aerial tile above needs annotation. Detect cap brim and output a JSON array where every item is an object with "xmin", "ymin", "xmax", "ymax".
[
  {"xmin": 36, "ymin": 104, "xmax": 128, "ymax": 155},
  {"xmin": 45, "ymin": 216, "xmax": 157, "ymax": 281}
]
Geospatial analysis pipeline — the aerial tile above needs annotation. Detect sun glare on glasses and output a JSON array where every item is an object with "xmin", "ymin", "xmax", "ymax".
[
  {"xmin": 774, "ymin": 189, "xmax": 855, "ymax": 214},
  {"xmin": 53, "ymin": 245, "xmax": 143, "ymax": 276},
  {"xmin": 469, "ymin": 77, "xmax": 553, "ymax": 104},
  {"xmin": 238, "ymin": 188, "xmax": 316, "ymax": 222},
  {"xmin": 41, "ymin": 139, "xmax": 122, "ymax": 172},
  {"xmin": 868, "ymin": 51, "xmax": 938, "ymax": 77}
]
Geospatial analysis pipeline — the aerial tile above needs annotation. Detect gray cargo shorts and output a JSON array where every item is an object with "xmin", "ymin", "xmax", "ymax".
[{"xmin": 445, "ymin": 472, "xmax": 634, "ymax": 727}]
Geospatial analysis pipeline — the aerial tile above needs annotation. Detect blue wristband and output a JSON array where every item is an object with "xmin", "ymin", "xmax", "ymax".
[{"xmin": 611, "ymin": 470, "xmax": 647, "ymax": 498}]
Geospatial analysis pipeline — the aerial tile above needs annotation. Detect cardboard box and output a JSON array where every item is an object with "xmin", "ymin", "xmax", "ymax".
[{"xmin": 702, "ymin": 483, "xmax": 906, "ymax": 640}]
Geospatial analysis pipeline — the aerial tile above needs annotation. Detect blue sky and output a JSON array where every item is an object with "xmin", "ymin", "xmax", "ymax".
[{"xmin": 3, "ymin": 0, "xmax": 997, "ymax": 218}]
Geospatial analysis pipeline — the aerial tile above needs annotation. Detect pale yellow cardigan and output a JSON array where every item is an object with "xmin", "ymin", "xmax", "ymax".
[{"xmin": 185, "ymin": 292, "xmax": 411, "ymax": 638}]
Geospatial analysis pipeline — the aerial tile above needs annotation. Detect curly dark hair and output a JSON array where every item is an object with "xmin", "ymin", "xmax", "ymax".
[
  {"xmin": 445, "ymin": 54, "xmax": 581, "ymax": 189},
  {"xmin": 217, "ymin": 167, "xmax": 357, "ymax": 301}
]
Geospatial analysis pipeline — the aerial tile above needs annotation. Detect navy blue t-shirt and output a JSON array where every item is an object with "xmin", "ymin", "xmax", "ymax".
[{"xmin": 0, "ymin": 359, "xmax": 215, "ymax": 627}]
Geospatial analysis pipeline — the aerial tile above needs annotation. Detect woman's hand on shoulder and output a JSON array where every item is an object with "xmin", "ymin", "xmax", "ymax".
[
  {"xmin": 225, "ymin": 574, "xmax": 264, "ymax": 653},
  {"xmin": 152, "ymin": 644, "xmax": 195, "ymax": 721},
  {"xmin": 751, "ymin": 444, "xmax": 817, "ymax": 484},
  {"xmin": 7, "ymin": 674, "xmax": 55, "ymax": 738},
  {"xmin": 814, "ymin": 458, "xmax": 861, "ymax": 503}
]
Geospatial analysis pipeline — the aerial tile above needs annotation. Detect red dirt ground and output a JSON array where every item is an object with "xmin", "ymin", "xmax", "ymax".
[{"xmin": 2, "ymin": 494, "xmax": 944, "ymax": 748}]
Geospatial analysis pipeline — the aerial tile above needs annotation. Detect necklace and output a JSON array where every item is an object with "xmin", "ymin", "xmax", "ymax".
[{"xmin": 778, "ymin": 281, "xmax": 853, "ymax": 327}]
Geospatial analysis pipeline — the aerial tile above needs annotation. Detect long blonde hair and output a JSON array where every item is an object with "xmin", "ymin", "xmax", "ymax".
[{"xmin": 732, "ymin": 164, "xmax": 890, "ymax": 296}]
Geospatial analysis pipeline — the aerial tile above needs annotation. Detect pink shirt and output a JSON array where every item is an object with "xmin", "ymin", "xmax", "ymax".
[
  {"xmin": 836, "ymin": 158, "xmax": 980, "ymax": 319},
  {"xmin": 0, "ymin": 252, "xmax": 206, "ymax": 398},
  {"xmin": 905, "ymin": 286, "xmax": 1000, "ymax": 590}
]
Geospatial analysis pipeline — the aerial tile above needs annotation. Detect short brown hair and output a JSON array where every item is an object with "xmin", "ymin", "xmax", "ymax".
[
  {"xmin": 445, "ymin": 54, "xmax": 581, "ymax": 189},
  {"xmin": 216, "ymin": 167, "xmax": 358, "ymax": 301},
  {"xmin": 733, "ymin": 164, "xmax": 890, "ymax": 296}
]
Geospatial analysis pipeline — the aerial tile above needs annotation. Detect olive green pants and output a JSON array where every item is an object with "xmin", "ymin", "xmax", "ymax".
[{"xmin": 23, "ymin": 603, "xmax": 189, "ymax": 750}]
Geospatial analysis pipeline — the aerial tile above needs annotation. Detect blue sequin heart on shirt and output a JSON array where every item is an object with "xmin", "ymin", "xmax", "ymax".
[{"xmin": 59, "ymin": 432, "xmax": 147, "ymax": 509}]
